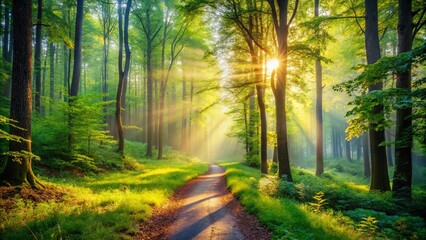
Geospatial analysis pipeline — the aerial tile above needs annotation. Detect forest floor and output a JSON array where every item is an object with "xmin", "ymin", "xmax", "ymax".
[
  {"xmin": 135, "ymin": 163, "xmax": 270, "ymax": 240},
  {"xmin": 0, "ymin": 157, "xmax": 209, "ymax": 240}
]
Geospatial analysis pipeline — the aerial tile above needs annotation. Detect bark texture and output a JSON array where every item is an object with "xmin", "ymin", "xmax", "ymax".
[
  {"xmin": 0, "ymin": 0, "xmax": 44, "ymax": 189},
  {"xmin": 392, "ymin": 0, "xmax": 413, "ymax": 200},
  {"xmin": 365, "ymin": 0, "xmax": 390, "ymax": 191},
  {"xmin": 70, "ymin": 0, "xmax": 83, "ymax": 97},
  {"xmin": 34, "ymin": 0, "xmax": 43, "ymax": 113},
  {"xmin": 267, "ymin": 0, "xmax": 298, "ymax": 181},
  {"xmin": 115, "ymin": 0, "xmax": 132, "ymax": 155},
  {"xmin": 315, "ymin": 0, "xmax": 324, "ymax": 176}
]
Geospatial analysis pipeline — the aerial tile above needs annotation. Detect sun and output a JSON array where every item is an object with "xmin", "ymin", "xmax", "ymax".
[{"xmin": 267, "ymin": 58, "xmax": 279, "ymax": 72}]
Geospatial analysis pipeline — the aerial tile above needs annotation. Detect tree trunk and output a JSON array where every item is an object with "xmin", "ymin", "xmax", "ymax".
[
  {"xmin": 168, "ymin": 83, "xmax": 177, "ymax": 148},
  {"xmin": 181, "ymin": 71, "xmax": 187, "ymax": 152},
  {"xmin": 2, "ymin": 1, "xmax": 10, "ymax": 97},
  {"xmin": 158, "ymin": 15, "xmax": 169, "ymax": 159},
  {"xmin": 142, "ymin": 57, "xmax": 147, "ymax": 143},
  {"xmin": 365, "ymin": 0, "xmax": 390, "ymax": 191},
  {"xmin": 49, "ymin": 42, "xmax": 55, "ymax": 113},
  {"xmin": 266, "ymin": 0, "xmax": 295, "ymax": 181},
  {"xmin": 345, "ymin": 140, "xmax": 352, "ymax": 161},
  {"xmin": 61, "ymin": 7, "xmax": 68, "ymax": 102},
  {"xmin": 256, "ymin": 82, "xmax": 268, "ymax": 174},
  {"xmin": 332, "ymin": 123, "xmax": 337, "ymax": 158},
  {"xmin": 42, "ymin": 48, "xmax": 48, "ymax": 110},
  {"xmin": 363, "ymin": 133, "xmax": 371, "ymax": 178},
  {"xmin": 189, "ymin": 76, "xmax": 194, "ymax": 154},
  {"xmin": 338, "ymin": 127, "xmax": 343, "ymax": 158},
  {"xmin": 34, "ymin": 0, "xmax": 43, "ymax": 113},
  {"xmin": 116, "ymin": 0, "xmax": 132, "ymax": 155},
  {"xmin": 247, "ymin": 89, "xmax": 258, "ymax": 163},
  {"xmin": 243, "ymin": 102, "xmax": 249, "ymax": 155},
  {"xmin": 145, "ymin": 9, "xmax": 154, "ymax": 157},
  {"xmin": 68, "ymin": 0, "xmax": 83, "ymax": 152},
  {"xmin": 314, "ymin": 0, "xmax": 324, "ymax": 176},
  {"xmin": 356, "ymin": 137, "xmax": 361, "ymax": 161},
  {"xmin": 153, "ymin": 77, "xmax": 158, "ymax": 148},
  {"xmin": 0, "ymin": 0, "xmax": 44, "ymax": 189},
  {"xmin": 392, "ymin": 0, "xmax": 413, "ymax": 200},
  {"xmin": 386, "ymin": 130, "xmax": 393, "ymax": 166},
  {"xmin": 70, "ymin": 0, "xmax": 83, "ymax": 97}
]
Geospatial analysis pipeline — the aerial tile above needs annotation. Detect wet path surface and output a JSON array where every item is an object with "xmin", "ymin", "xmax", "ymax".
[{"xmin": 166, "ymin": 164, "xmax": 244, "ymax": 240}]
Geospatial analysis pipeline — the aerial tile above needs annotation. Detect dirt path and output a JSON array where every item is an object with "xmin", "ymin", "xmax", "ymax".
[{"xmin": 134, "ymin": 164, "xmax": 270, "ymax": 240}]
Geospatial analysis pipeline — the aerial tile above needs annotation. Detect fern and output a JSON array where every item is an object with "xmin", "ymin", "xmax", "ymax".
[{"xmin": 309, "ymin": 191, "xmax": 327, "ymax": 212}]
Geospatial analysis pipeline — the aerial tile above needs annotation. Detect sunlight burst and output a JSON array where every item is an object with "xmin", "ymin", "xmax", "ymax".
[{"xmin": 267, "ymin": 58, "xmax": 279, "ymax": 72}]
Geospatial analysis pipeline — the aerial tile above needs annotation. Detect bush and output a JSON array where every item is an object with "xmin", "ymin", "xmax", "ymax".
[
  {"xmin": 245, "ymin": 154, "xmax": 260, "ymax": 168},
  {"xmin": 31, "ymin": 98, "xmax": 125, "ymax": 174},
  {"xmin": 345, "ymin": 208, "xmax": 426, "ymax": 239}
]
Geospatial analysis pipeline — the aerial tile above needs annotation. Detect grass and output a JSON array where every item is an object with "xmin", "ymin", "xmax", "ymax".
[
  {"xmin": 221, "ymin": 162, "xmax": 362, "ymax": 240},
  {"xmin": 220, "ymin": 161, "xmax": 426, "ymax": 240},
  {"xmin": 0, "ymin": 152, "xmax": 208, "ymax": 240}
]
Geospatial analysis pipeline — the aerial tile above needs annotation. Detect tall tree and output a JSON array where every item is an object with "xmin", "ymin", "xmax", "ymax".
[
  {"xmin": 2, "ymin": 0, "xmax": 11, "ymax": 97},
  {"xmin": 116, "ymin": 0, "xmax": 132, "ymax": 155},
  {"xmin": 68, "ymin": 0, "xmax": 83, "ymax": 152},
  {"xmin": 49, "ymin": 42, "xmax": 55, "ymax": 113},
  {"xmin": 69, "ymin": 0, "xmax": 83, "ymax": 97},
  {"xmin": 363, "ymin": 133, "xmax": 371, "ymax": 178},
  {"xmin": 134, "ymin": 2, "xmax": 162, "ymax": 157},
  {"xmin": 61, "ymin": 8, "xmax": 68, "ymax": 101},
  {"xmin": 231, "ymin": 0, "xmax": 268, "ymax": 174},
  {"xmin": 0, "ymin": 0, "xmax": 44, "ymax": 189},
  {"xmin": 364, "ymin": 0, "xmax": 390, "ymax": 191},
  {"xmin": 99, "ymin": 0, "xmax": 116, "ymax": 129},
  {"xmin": 158, "ymin": 10, "xmax": 187, "ymax": 159},
  {"xmin": 267, "ymin": 0, "xmax": 299, "ymax": 181},
  {"xmin": 392, "ymin": 0, "xmax": 413, "ymax": 200},
  {"xmin": 181, "ymin": 64, "xmax": 187, "ymax": 152},
  {"xmin": 34, "ymin": 0, "xmax": 43, "ymax": 113},
  {"xmin": 314, "ymin": 0, "xmax": 324, "ymax": 176}
]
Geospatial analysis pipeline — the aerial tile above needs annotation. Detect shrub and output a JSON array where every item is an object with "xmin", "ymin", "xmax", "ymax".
[{"xmin": 345, "ymin": 208, "xmax": 426, "ymax": 239}]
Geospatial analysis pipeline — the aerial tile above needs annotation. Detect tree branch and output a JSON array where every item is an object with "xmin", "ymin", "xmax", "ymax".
[
  {"xmin": 350, "ymin": 0, "xmax": 365, "ymax": 34},
  {"xmin": 288, "ymin": 0, "xmax": 299, "ymax": 26},
  {"xmin": 413, "ymin": 8, "xmax": 426, "ymax": 41}
]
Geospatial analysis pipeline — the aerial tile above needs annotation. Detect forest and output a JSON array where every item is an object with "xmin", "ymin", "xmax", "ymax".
[{"xmin": 0, "ymin": 0, "xmax": 425, "ymax": 239}]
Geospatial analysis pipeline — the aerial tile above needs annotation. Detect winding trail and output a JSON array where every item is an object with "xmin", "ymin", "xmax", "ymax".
[
  {"xmin": 135, "ymin": 164, "xmax": 270, "ymax": 240},
  {"xmin": 167, "ymin": 164, "xmax": 244, "ymax": 239}
]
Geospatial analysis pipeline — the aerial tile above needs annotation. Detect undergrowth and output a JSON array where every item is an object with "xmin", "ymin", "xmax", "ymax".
[
  {"xmin": 221, "ymin": 161, "xmax": 426, "ymax": 240},
  {"xmin": 0, "ymin": 144, "xmax": 208, "ymax": 240}
]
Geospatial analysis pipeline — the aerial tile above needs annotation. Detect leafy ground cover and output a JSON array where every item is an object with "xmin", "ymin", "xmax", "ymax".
[
  {"xmin": 221, "ymin": 161, "xmax": 426, "ymax": 240},
  {"xmin": 0, "ymin": 150, "xmax": 208, "ymax": 240}
]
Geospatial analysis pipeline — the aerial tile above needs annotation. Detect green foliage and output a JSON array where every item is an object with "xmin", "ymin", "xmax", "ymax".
[
  {"xmin": 333, "ymin": 44, "xmax": 426, "ymax": 143},
  {"xmin": 0, "ymin": 116, "xmax": 29, "ymax": 143},
  {"xmin": 0, "ymin": 113, "xmax": 41, "ymax": 172},
  {"xmin": 221, "ymin": 162, "xmax": 363, "ymax": 240},
  {"xmin": 345, "ymin": 208, "xmax": 426, "ymax": 239},
  {"xmin": 258, "ymin": 175, "xmax": 279, "ymax": 197},
  {"xmin": 32, "ymin": 97, "xmax": 119, "ymax": 174},
  {"xmin": 326, "ymin": 158, "xmax": 364, "ymax": 177},
  {"xmin": 0, "ymin": 157, "xmax": 208, "ymax": 239},
  {"xmin": 222, "ymin": 162, "xmax": 426, "ymax": 239},
  {"xmin": 308, "ymin": 191, "xmax": 327, "ymax": 213},
  {"xmin": 357, "ymin": 216, "xmax": 378, "ymax": 236},
  {"xmin": 66, "ymin": 97, "xmax": 115, "ymax": 153}
]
